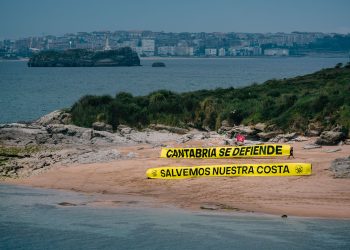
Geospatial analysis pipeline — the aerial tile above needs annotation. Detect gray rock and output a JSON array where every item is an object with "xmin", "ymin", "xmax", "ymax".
[
  {"xmin": 176, "ymin": 134, "xmax": 194, "ymax": 144},
  {"xmin": 92, "ymin": 122, "xmax": 113, "ymax": 132},
  {"xmin": 324, "ymin": 148, "xmax": 342, "ymax": 153},
  {"xmin": 329, "ymin": 156, "xmax": 350, "ymax": 178},
  {"xmin": 35, "ymin": 110, "xmax": 71, "ymax": 126},
  {"xmin": 254, "ymin": 123, "xmax": 267, "ymax": 132},
  {"xmin": 227, "ymin": 125, "xmax": 256, "ymax": 138},
  {"xmin": 149, "ymin": 124, "xmax": 188, "ymax": 134},
  {"xmin": 303, "ymin": 144, "xmax": 322, "ymax": 150},
  {"xmin": 257, "ymin": 131, "xmax": 283, "ymax": 141},
  {"xmin": 306, "ymin": 130, "xmax": 321, "ymax": 137},
  {"xmin": 117, "ymin": 124, "xmax": 133, "ymax": 135},
  {"xmin": 306, "ymin": 122, "xmax": 323, "ymax": 137},
  {"xmin": 315, "ymin": 131, "xmax": 345, "ymax": 145},
  {"xmin": 269, "ymin": 132, "xmax": 297, "ymax": 143}
]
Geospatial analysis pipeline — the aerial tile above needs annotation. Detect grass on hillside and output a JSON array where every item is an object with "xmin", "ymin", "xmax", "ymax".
[{"xmin": 70, "ymin": 63, "xmax": 350, "ymax": 136}]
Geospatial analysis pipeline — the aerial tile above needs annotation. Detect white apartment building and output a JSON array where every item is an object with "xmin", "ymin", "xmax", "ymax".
[
  {"xmin": 205, "ymin": 48, "xmax": 217, "ymax": 56},
  {"xmin": 141, "ymin": 39, "xmax": 155, "ymax": 56}
]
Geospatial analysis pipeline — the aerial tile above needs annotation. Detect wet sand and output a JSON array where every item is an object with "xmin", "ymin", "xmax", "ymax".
[{"xmin": 5, "ymin": 139, "xmax": 350, "ymax": 218}]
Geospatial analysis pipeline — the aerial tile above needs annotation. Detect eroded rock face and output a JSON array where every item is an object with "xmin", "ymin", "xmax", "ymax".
[{"xmin": 315, "ymin": 131, "xmax": 345, "ymax": 145}]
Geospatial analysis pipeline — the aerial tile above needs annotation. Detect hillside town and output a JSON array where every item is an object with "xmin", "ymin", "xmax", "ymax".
[{"xmin": 1, "ymin": 30, "xmax": 349, "ymax": 58}]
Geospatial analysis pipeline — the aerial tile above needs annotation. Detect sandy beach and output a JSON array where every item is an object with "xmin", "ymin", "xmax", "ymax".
[{"xmin": 5, "ymin": 137, "xmax": 350, "ymax": 219}]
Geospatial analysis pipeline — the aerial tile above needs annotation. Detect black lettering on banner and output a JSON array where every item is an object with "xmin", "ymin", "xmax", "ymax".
[
  {"xmin": 173, "ymin": 150, "xmax": 178, "ymax": 158},
  {"xmin": 271, "ymin": 165, "xmax": 277, "ymax": 173},
  {"xmin": 253, "ymin": 146, "xmax": 259, "ymax": 155},
  {"xmin": 276, "ymin": 145, "xmax": 282, "ymax": 155},
  {"xmin": 176, "ymin": 169, "xmax": 182, "ymax": 176},
  {"xmin": 198, "ymin": 168, "xmax": 204, "ymax": 175},
  {"xmin": 246, "ymin": 147, "xmax": 251, "ymax": 155},
  {"xmin": 190, "ymin": 150, "xmax": 195, "ymax": 157},
  {"xmin": 239, "ymin": 147, "xmax": 245, "ymax": 156},
  {"xmin": 189, "ymin": 168, "xmax": 198, "ymax": 176},
  {"xmin": 248, "ymin": 166, "xmax": 254, "ymax": 174},
  {"xmin": 219, "ymin": 167, "xmax": 225, "ymax": 175},
  {"xmin": 166, "ymin": 150, "xmax": 173, "ymax": 158},
  {"xmin": 219, "ymin": 148, "xmax": 225, "ymax": 157},
  {"xmin": 213, "ymin": 167, "xmax": 219, "ymax": 175},
  {"xmin": 226, "ymin": 166, "xmax": 231, "ymax": 175},
  {"xmin": 205, "ymin": 167, "xmax": 210, "ymax": 175},
  {"xmin": 232, "ymin": 166, "xmax": 236, "ymax": 174},
  {"xmin": 161, "ymin": 169, "xmax": 165, "ymax": 177},
  {"xmin": 257, "ymin": 166, "xmax": 263, "ymax": 174},
  {"xmin": 284, "ymin": 165, "xmax": 290, "ymax": 173},
  {"xmin": 242, "ymin": 166, "xmax": 248, "ymax": 174},
  {"xmin": 184, "ymin": 149, "xmax": 189, "ymax": 157},
  {"xmin": 225, "ymin": 148, "xmax": 231, "ymax": 157},
  {"xmin": 232, "ymin": 148, "xmax": 239, "ymax": 156},
  {"xmin": 265, "ymin": 166, "xmax": 271, "ymax": 173},
  {"xmin": 203, "ymin": 149, "xmax": 208, "ymax": 157},
  {"xmin": 211, "ymin": 148, "xmax": 217, "ymax": 157},
  {"xmin": 259, "ymin": 146, "xmax": 266, "ymax": 155},
  {"xmin": 267, "ymin": 145, "xmax": 274, "ymax": 155},
  {"xmin": 196, "ymin": 149, "xmax": 201, "ymax": 157},
  {"xmin": 180, "ymin": 150, "xmax": 185, "ymax": 158}
]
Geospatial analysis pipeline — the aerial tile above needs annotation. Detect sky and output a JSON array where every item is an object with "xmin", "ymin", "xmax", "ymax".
[{"xmin": 0, "ymin": 0, "xmax": 349, "ymax": 39}]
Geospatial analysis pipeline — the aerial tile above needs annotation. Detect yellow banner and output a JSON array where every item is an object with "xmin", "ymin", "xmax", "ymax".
[
  {"xmin": 146, "ymin": 163, "xmax": 311, "ymax": 179},
  {"xmin": 160, "ymin": 144, "xmax": 291, "ymax": 159}
]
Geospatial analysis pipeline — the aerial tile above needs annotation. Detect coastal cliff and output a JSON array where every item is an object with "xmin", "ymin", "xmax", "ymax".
[{"xmin": 27, "ymin": 47, "xmax": 140, "ymax": 67}]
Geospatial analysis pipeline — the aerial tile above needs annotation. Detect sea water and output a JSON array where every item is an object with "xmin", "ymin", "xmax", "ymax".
[
  {"xmin": 0, "ymin": 184, "xmax": 349, "ymax": 250},
  {"xmin": 0, "ymin": 56, "xmax": 348, "ymax": 123}
]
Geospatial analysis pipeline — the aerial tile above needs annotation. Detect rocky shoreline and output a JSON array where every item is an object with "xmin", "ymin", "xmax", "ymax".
[{"xmin": 1, "ymin": 110, "xmax": 349, "ymax": 178}]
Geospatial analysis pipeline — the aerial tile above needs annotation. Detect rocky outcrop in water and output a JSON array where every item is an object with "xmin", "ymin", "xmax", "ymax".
[{"xmin": 28, "ymin": 47, "xmax": 140, "ymax": 67}]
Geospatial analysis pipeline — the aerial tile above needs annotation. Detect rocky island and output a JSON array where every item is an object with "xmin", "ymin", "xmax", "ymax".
[
  {"xmin": 27, "ymin": 47, "xmax": 140, "ymax": 67},
  {"xmin": 152, "ymin": 62, "xmax": 166, "ymax": 67}
]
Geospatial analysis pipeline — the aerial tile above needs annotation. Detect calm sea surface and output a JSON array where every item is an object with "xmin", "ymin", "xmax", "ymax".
[
  {"xmin": 0, "ymin": 184, "xmax": 349, "ymax": 250},
  {"xmin": 0, "ymin": 57, "xmax": 348, "ymax": 123}
]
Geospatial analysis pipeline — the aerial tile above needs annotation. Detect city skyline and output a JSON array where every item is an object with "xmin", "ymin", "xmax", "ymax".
[{"xmin": 1, "ymin": 0, "xmax": 350, "ymax": 40}]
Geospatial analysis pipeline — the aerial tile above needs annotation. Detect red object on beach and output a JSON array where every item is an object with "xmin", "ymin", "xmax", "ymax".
[{"xmin": 236, "ymin": 134, "xmax": 245, "ymax": 143}]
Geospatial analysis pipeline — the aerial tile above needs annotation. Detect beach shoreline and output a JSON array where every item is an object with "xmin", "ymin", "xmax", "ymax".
[{"xmin": 4, "ymin": 137, "xmax": 350, "ymax": 219}]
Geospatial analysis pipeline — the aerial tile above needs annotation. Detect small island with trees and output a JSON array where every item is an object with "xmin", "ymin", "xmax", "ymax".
[{"xmin": 27, "ymin": 47, "xmax": 140, "ymax": 67}]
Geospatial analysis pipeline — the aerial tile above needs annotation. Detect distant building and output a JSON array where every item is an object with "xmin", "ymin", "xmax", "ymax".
[
  {"xmin": 264, "ymin": 48, "xmax": 289, "ymax": 56},
  {"xmin": 134, "ymin": 47, "xmax": 143, "ymax": 56},
  {"xmin": 158, "ymin": 46, "xmax": 175, "ymax": 56},
  {"xmin": 252, "ymin": 46, "xmax": 262, "ymax": 56},
  {"xmin": 175, "ymin": 45, "xmax": 194, "ymax": 56},
  {"xmin": 218, "ymin": 48, "xmax": 226, "ymax": 56},
  {"xmin": 141, "ymin": 39, "xmax": 155, "ymax": 56},
  {"xmin": 205, "ymin": 48, "xmax": 217, "ymax": 56}
]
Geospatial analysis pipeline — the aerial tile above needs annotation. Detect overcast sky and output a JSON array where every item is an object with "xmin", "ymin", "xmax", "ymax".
[{"xmin": 1, "ymin": 0, "xmax": 349, "ymax": 39}]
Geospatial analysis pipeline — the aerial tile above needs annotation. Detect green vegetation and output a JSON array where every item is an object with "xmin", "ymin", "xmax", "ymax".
[
  {"xmin": 70, "ymin": 64, "xmax": 350, "ymax": 135},
  {"xmin": 28, "ymin": 47, "xmax": 140, "ymax": 67},
  {"xmin": 0, "ymin": 145, "xmax": 40, "ymax": 165}
]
